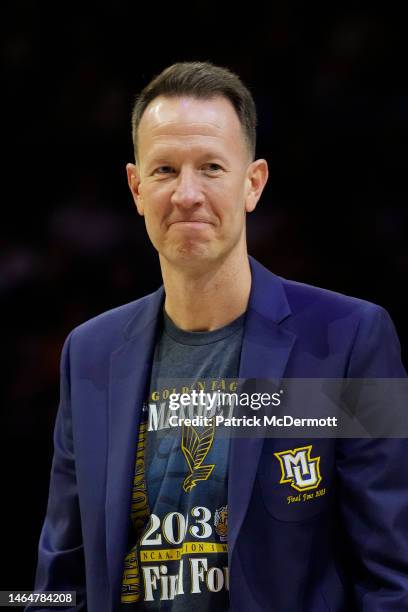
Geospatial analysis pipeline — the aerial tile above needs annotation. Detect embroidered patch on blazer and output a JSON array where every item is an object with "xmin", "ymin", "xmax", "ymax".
[{"xmin": 274, "ymin": 445, "xmax": 322, "ymax": 492}]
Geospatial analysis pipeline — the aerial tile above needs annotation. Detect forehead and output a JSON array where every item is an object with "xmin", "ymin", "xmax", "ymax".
[{"xmin": 137, "ymin": 95, "xmax": 247, "ymax": 159}]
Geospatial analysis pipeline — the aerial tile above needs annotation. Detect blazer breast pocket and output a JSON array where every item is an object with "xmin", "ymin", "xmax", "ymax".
[{"xmin": 257, "ymin": 439, "xmax": 335, "ymax": 522}]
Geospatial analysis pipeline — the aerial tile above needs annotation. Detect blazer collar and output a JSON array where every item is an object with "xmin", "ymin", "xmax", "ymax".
[
  {"xmin": 247, "ymin": 255, "xmax": 291, "ymax": 324},
  {"xmin": 228, "ymin": 256, "xmax": 296, "ymax": 565},
  {"xmin": 106, "ymin": 286, "xmax": 164, "ymax": 606}
]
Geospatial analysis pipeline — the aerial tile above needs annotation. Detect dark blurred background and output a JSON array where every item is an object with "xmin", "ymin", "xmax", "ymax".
[{"xmin": 2, "ymin": 2, "xmax": 407, "ymax": 592}]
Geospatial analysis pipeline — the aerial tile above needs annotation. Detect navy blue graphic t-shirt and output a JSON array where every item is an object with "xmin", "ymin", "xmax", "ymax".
[{"xmin": 121, "ymin": 310, "xmax": 245, "ymax": 610}]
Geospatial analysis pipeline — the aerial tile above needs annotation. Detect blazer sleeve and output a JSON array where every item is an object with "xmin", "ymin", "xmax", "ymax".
[
  {"xmin": 27, "ymin": 332, "xmax": 86, "ymax": 611},
  {"xmin": 337, "ymin": 303, "xmax": 408, "ymax": 610}
]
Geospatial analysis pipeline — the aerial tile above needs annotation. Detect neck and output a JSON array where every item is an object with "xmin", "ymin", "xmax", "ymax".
[{"xmin": 159, "ymin": 247, "xmax": 252, "ymax": 332}]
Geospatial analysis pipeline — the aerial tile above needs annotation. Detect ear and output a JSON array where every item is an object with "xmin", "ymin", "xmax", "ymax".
[
  {"xmin": 126, "ymin": 163, "xmax": 144, "ymax": 216},
  {"xmin": 244, "ymin": 159, "xmax": 269, "ymax": 213}
]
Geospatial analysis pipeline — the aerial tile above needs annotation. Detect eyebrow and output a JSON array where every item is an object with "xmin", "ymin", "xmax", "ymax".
[{"xmin": 145, "ymin": 150, "xmax": 230, "ymax": 167}]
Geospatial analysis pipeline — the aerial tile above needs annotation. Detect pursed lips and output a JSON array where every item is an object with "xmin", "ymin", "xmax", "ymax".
[{"xmin": 167, "ymin": 219, "xmax": 214, "ymax": 227}]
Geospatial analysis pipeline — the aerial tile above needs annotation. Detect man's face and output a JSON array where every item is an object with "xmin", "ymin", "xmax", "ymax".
[{"xmin": 127, "ymin": 95, "xmax": 268, "ymax": 270}]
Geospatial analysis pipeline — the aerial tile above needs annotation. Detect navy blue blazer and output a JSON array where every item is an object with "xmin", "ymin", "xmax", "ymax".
[{"xmin": 31, "ymin": 256, "xmax": 408, "ymax": 611}]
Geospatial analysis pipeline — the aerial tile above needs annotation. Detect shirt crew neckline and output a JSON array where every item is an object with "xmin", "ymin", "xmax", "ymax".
[{"xmin": 162, "ymin": 309, "xmax": 246, "ymax": 346}]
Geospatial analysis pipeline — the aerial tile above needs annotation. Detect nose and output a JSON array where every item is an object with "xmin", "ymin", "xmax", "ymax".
[{"xmin": 170, "ymin": 168, "xmax": 205, "ymax": 208}]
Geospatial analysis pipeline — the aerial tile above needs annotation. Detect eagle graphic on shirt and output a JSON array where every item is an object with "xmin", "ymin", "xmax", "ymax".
[{"xmin": 181, "ymin": 421, "xmax": 215, "ymax": 492}]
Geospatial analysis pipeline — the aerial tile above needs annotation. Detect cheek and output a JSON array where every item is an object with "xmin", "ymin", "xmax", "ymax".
[
  {"xmin": 211, "ymin": 182, "xmax": 245, "ymax": 214},
  {"xmin": 143, "ymin": 208, "xmax": 161, "ymax": 235},
  {"xmin": 219, "ymin": 192, "xmax": 247, "ymax": 221},
  {"xmin": 141, "ymin": 187, "xmax": 168, "ymax": 220}
]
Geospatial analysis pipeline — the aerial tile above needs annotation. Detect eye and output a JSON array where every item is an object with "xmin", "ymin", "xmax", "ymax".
[
  {"xmin": 203, "ymin": 163, "xmax": 222, "ymax": 173},
  {"xmin": 154, "ymin": 166, "xmax": 175, "ymax": 175}
]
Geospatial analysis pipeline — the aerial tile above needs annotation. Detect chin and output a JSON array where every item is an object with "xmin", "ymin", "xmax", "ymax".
[
  {"xmin": 163, "ymin": 243, "xmax": 219, "ymax": 268},
  {"xmin": 172, "ymin": 238, "xmax": 213, "ymax": 257}
]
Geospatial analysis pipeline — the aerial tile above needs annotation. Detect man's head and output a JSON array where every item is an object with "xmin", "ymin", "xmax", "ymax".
[
  {"xmin": 127, "ymin": 62, "xmax": 268, "ymax": 271},
  {"xmin": 131, "ymin": 62, "xmax": 257, "ymax": 163}
]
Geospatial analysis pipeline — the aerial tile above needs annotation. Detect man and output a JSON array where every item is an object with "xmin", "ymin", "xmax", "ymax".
[{"xmin": 31, "ymin": 62, "xmax": 408, "ymax": 611}]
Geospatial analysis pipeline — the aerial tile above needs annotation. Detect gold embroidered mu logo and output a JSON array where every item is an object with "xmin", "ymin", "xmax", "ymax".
[{"xmin": 274, "ymin": 445, "xmax": 322, "ymax": 492}]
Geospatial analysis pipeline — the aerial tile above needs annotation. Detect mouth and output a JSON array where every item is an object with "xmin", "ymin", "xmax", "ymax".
[{"xmin": 168, "ymin": 220, "xmax": 213, "ymax": 228}]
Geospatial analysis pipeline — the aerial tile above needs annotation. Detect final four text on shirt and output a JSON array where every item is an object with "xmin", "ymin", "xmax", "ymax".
[{"xmin": 142, "ymin": 559, "xmax": 229, "ymax": 602}]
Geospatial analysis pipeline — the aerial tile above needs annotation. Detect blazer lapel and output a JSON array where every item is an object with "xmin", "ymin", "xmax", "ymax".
[
  {"xmin": 106, "ymin": 287, "xmax": 164, "ymax": 607},
  {"xmin": 228, "ymin": 257, "xmax": 297, "ymax": 562}
]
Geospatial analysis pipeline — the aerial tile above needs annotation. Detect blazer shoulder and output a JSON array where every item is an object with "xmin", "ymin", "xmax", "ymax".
[
  {"xmin": 280, "ymin": 276, "xmax": 384, "ymax": 319},
  {"xmin": 278, "ymin": 277, "xmax": 405, "ymax": 375}
]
